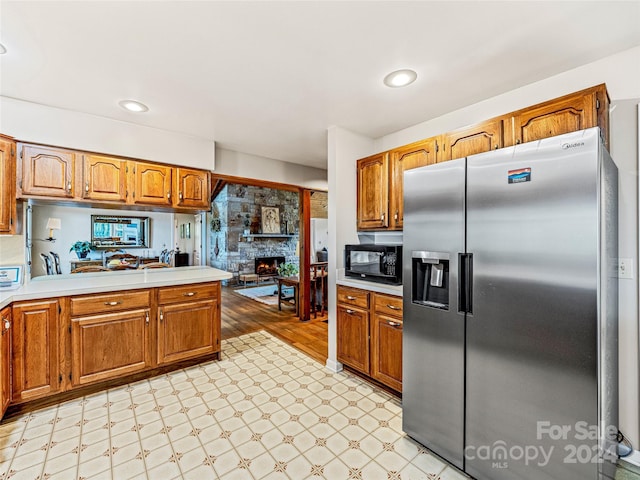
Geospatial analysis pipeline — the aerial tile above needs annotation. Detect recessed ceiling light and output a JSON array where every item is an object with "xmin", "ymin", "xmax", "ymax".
[
  {"xmin": 118, "ymin": 99, "xmax": 149, "ymax": 113},
  {"xmin": 0, "ymin": 43, "xmax": 7, "ymax": 55},
  {"xmin": 383, "ymin": 69, "xmax": 418, "ymax": 88}
]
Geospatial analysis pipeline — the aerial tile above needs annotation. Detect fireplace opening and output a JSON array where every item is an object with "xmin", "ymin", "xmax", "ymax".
[{"xmin": 254, "ymin": 256, "xmax": 286, "ymax": 277}]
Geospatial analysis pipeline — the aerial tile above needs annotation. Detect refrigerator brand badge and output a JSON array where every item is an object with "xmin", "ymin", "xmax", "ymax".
[{"xmin": 508, "ymin": 168, "xmax": 531, "ymax": 184}]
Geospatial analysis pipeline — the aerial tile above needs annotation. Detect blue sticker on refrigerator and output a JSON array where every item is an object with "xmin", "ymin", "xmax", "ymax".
[{"xmin": 508, "ymin": 167, "xmax": 531, "ymax": 184}]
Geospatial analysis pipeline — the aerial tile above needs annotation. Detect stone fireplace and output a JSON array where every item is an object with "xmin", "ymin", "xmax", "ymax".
[
  {"xmin": 208, "ymin": 184, "xmax": 299, "ymax": 285},
  {"xmin": 255, "ymin": 256, "xmax": 285, "ymax": 277}
]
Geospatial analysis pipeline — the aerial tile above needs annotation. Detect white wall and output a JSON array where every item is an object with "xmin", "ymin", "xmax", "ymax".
[
  {"xmin": 0, "ymin": 97, "xmax": 215, "ymax": 170},
  {"xmin": 31, "ymin": 205, "xmax": 173, "ymax": 276},
  {"xmin": 326, "ymin": 126, "xmax": 375, "ymax": 372},
  {"xmin": 215, "ymin": 147, "xmax": 328, "ymax": 190},
  {"xmin": 327, "ymin": 45, "xmax": 640, "ymax": 445}
]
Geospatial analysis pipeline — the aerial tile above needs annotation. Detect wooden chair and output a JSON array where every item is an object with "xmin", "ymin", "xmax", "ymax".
[
  {"xmin": 49, "ymin": 251, "xmax": 62, "ymax": 274},
  {"xmin": 138, "ymin": 262, "xmax": 171, "ymax": 269},
  {"xmin": 309, "ymin": 262, "xmax": 328, "ymax": 318},
  {"xmin": 40, "ymin": 253, "xmax": 54, "ymax": 275},
  {"xmin": 71, "ymin": 265, "xmax": 109, "ymax": 274},
  {"xmin": 103, "ymin": 252, "xmax": 140, "ymax": 269}
]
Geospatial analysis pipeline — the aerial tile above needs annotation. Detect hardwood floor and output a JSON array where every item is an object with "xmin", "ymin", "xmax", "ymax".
[{"xmin": 220, "ymin": 284, "xmax": 328, "ymax": 365}]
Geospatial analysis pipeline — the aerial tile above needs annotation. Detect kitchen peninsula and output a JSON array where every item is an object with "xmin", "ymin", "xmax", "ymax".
[{"xmin": 0, "ymin": 266, "xmax": 232, "ymax": 420}]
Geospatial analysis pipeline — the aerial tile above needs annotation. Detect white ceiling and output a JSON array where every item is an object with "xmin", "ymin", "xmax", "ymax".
[{"xmin": 1, "ymin": 1, "xmax": 639, "ymax": 170}]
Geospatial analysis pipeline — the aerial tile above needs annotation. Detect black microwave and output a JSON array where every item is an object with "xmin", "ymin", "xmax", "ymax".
[{"xmin": 344, "ymin": 244, "xmax": 402, "ymax": 285}]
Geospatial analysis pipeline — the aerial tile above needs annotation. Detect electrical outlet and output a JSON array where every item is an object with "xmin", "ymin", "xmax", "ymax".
[{"xmin": 618, "ymin": 258, "xmax": 634, "ymax": 279}]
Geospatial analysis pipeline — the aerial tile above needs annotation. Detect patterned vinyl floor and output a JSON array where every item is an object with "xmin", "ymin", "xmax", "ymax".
[{"xmin": 0, "ymin": 331, "xmax": 468, "ymax": 480}]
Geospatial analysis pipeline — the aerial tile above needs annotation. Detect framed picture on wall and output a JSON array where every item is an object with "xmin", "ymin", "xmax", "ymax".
[{"xmin": 261, "ymin": 206, "xmax": 280, "ymax": 234}]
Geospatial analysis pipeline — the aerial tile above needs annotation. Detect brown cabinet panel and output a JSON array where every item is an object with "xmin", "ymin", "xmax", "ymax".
[
  {"xmin": 71, "ymin": 309, "xmax": 151, "ymax": 386},
  {"xmin": 1, "ymin": 307, "xmax": 12, "ymax": 417},
  {"xmin": 70, "ymin": 290, "xmax": 151, "ymax": 317},
  {"xmin": 0, "ymin": 137, "xmax": 16, "ymax": 234},
  {"xmin": 158, "ymin": 283, "xmax": 218, "ymax": 305},
  {"xmin": 513, "ymin": 92, "xmax": 596, "ymax": 146},
  {"xmin": 11, "ymin": 300, "xmax": 60, "ymax": 402},
  {"xmin": 336, "ymin": 304, "xmax": 370, "ymax": 373},
  {"xmin": 390, "ymin": 138, "xmax": 438, "ymax": 229},
  {"xmin": 370, "ymin": 313, "xmax": 402, "ymax": 391},
  {"xmin": 131, "ymin": 161, "xmax": 172, "ymax": 206},
  {"xmin": 441, "ymin": 118, "xmax": 504, "ymax": 162},
  {"xmin": 158, "ymin": 299, "xmax": 218, "ymax": 365},
  {"xmin": 82, "ymin": 154, "xmax": 127, "ymax": 202},
  {"xmin": 20, "ymin": 144, "xmax": 76, "ymax": 198},
  {"xmin": 174, "ymin": 168, "xmax": 209, "ymax": 209},
  {"xmin": 337, "ymin": 286, "xmax": 369, "ymax": 310},
  {"xmin": 357, "ymin": 153, "xmax": 389, "ymax": 230},
  {"xmin": 374, "ymin": 293, "xmax": 403, "ymax": 318}
]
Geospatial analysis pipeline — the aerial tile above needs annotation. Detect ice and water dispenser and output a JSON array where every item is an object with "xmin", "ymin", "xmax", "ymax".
[{"xmin": 411, "ymin": 251, "xmax": 450, "ymax": 310}]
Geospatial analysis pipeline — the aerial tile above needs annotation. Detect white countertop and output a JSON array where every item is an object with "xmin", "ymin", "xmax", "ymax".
[
  {"xmin": 0, "ymin": 266, "xmax": 233, "ymax": 309},
  {"xmin": 336, "ymin": 269, "xmax": 403, "ymax": 297}
]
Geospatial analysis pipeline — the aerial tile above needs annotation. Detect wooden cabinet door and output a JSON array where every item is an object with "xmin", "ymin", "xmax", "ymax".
[
  {"xmin": 357, "ymin": 153, "xmax": 389, "ymax": 230},
  {"xmin": 71, "ymin": 309, "xmax": 151, "ymax": 386},
  {"xmin": 1, "ymin": 307, "xmax": 12, "ymax": 417},
  {"xmin": 174, "ymin": 168, "xmax": 209, "ymax": 209},
  {"xmin": 19, "ymin": 144, "xmax": 76, "ymax": 198},
  {"xmin": 157, "ymin": 298, "xmax": 218, "ymax": 365},
  {"xmin": 336, "ymin": 304, "xmax": 370, "ymax": 373},
  {"xmin": 513, "ymin": 92, "xmax": 597, "ymax": 145},
  {"xmin": 370, "ymin": 313, "xmax": 402, "ymax": 391},
  {"xmin": 131, "ymin": 161, "xmax": 173, "ymax": 206},
  {"xmin": 0, "ymin": 137, "xmax": 16, "ymax": 234},
  {"xmin": 389, "ymin": 138, "xmax": 438, "ymax": 229},
  {"xmin": 11, "ymin": 300, "xmax": 60, "ymax": 402},
  {"xmin": 82, "ymin": 154, "xmax": 127, "ymax": 202},
  {"xmin": 441, "ymin": 118, "xmax": 504, "ymax": 162}
]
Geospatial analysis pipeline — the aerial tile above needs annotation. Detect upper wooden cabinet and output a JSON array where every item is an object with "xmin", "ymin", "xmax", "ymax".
[
  {"xmin": 0, "ymin": 136, "xmax": 16, "ymax": 234},
  {"xmin": 356, "ymin": 84, "xmax": 610, "ymax": 230},
  {"xmin": 357, "ymin": 153, "xmax": 389, "ymax": 230},
  {"xmin": 82, "ymin": 154, "xmax": 128, "ymax": 202},
  {"xmin": 174, "ymin": 167, "xmax": 210, "ymax": 209},
  {"xmin": 16, "ymin": 142, "xmax": 211, "ymax": 211},
  {"xmin": 390, "ymin": 138, "xmax": 438, "ymax": 229},
  {"xmin": 19, "ymin": 144, "xmax": 76, "ymax": 198},
  {"xmin": 440, "ymin": 117, "xmax": 504, "ymax": 162},
  {"xmin": 510, "ymin": 84, "xmax": 609, "ymax": 148},
  {"xmin": 131, "ymin": 161, "xmax": 173, "ymax": 206}
]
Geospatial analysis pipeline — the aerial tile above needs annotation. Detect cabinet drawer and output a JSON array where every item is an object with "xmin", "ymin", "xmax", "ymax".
[
  {"xmin": 374, "ymin": 293, "xmax": 403, "ymax": 318},
  {"xmin": 337, "ymin": 286, "xmax": 369, "ymax": 309},
  {"xmin": 158, "ymin": 282, "xmax": 218, "ymax": 305},
  {"xmin": 70, "ymin": 290, "xmax": 150, "ymax": 317}
]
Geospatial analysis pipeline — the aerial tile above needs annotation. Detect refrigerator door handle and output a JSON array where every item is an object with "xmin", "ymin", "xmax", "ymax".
[{"xmin": 458, "ymin": 253, "xmax": 473, "ymax": 314}]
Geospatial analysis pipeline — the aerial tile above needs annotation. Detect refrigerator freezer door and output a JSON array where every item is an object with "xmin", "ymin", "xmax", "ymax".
[
  {"xmin": 402, "ymin": 158, "xmax": 465, "ymax": 468},
  {"xmin": 465, "ymin": 129, "xmax": 602, "ymax": 480}
]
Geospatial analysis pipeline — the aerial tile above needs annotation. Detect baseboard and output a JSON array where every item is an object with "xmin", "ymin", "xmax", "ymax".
[{"xmin": 325, "ymin": 358, "xmax": 343, "ymax": 373}]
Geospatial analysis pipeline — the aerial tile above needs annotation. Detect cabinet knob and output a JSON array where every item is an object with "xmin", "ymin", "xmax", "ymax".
[
  {"xmin": 386, "ymin": 304, "xmax": 401, "ymax": 310},
  {"xmin": 345, "ymin": 309, "xmax": 355, "ymax": 315},
  {"xmin": 67, "ymin": 181, "xmax": 72, "ymax": 193},
  {"xmin": 3, "ymin": 319, "xmax": 9, "ymax": 331},
  {"xmin": 167, "ymin": 192, "xmax": 171, "ymax": 200},
  {"xmin": 516, "ymin": 139, "xmax": 521, "ymax": 144},
  {"xmin": 381, "ymin": 213, "xmax": 385, "ymax": 221},
  {"xmin": 104, "ymin": 301, "xmax": 121, "ymax": 306},
  {"xmin": 145, "ymin": 311, "xmax": 149, "ymax": 324},
  {"xmin": 85, "ymin": 182, "xmax": 89, "ymax": 192},
  {"xmin": 494, "ymin": 144, "xmax": 499, "ymax": 150},
  {"xmin": 179, "ymin": 192, "xmax": 183, "ymax": 200},
  {"xmin": 159, "ymin": 309, "xmax": 164, "ymax": 322},
  {"xmin": 182, "ymin": 292, "xmax": 196, "ymax": 297},
  {"xmin": 387, "ymin": 321, "xmax": 401, "ymax": 328},
  {"xmin": 346, "ymin": 296, "xmax": 356, "ymax": 300},
  {"xmin": 394, "ymin": 211, "xmax": 398, "ymax": 221}
]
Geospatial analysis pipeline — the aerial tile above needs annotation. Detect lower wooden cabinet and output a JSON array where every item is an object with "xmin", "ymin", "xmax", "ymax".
[
  {"xmin": 337, "ymin": 286, "xmax": 403, "ymax": 392},
  {"xmin": 336, "ymin": 304, "xmax": 370, "ymax": 374},
  {"xmin": 2, "ymin": 281, "xmax": 222, "ymax": 419},
  {"xmin": 1, "ymin": 306, "xmax": 12, "ymax": 416},
  {"xmin": 71, "ymin": 309, "xmax": 152, "ymax": 386},
  {"xmin": 11, "ymin": 299, "xmax": 61, "ymax": 402}
]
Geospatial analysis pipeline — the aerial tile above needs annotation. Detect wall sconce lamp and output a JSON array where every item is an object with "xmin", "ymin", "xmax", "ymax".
[{"xmin": 45, "ymin": 218, "xmax": 61, "ymax": 242}]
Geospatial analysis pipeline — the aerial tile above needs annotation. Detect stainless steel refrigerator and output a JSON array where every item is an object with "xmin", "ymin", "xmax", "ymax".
[{"xmin": 402, "ymin": 127, "xmax": 618, "ymax": 480}]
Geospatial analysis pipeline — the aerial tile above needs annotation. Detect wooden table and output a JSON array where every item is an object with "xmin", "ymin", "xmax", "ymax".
[{"xmin": 277, "ymin": 276, "xmax": 299, "ymax": 316}]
